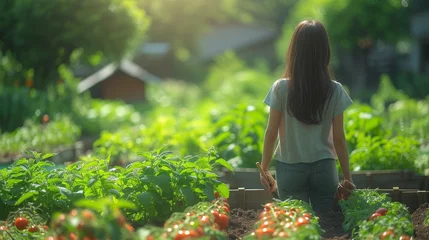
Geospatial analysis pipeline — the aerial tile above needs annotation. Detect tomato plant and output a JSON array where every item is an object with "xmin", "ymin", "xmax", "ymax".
[
  {"xmin": 138, "ymin": 198, "xmax": 229, "ymax": 240},
  {"xmin": 244, "ymin": 199, "xmax": 323, "ymax": 239},
  {"xmin": 340, "ymin": 190, "xmax": 414, "ymax": 239}
]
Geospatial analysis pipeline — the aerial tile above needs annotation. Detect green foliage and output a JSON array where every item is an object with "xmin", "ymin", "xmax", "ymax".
[
  {"xmin": 323, "ymin": 0, "xmax": 409, "ymax": 49},
  {"xmin": 0, "ymin": 149, "xmax": 232, "ymax": 224},
  {"xmin": 344, "ymin": 103, "xmax": 385, "ymax": 151},
  {"xmin": 204, "ymin": 51, "xmax": 274, "ymax": 105},
  {"xmin": 339, "ymin": 189, "xmax": 391, "ymax": 233},
  {"xmin": 395, "ymin": 72, "xmax": 429, "ymax": 100},
  {"xmin": 370, "ymin": 74, "xmax": 409, "ymax": 113},
  {"xmin": 0, "ymin": 116, "xmax": 81, "ymax": 156},
  {"xmin": 73, "ymin": 98, "xmax": 142, "ymax": 136},
  {"xmin": 349, "ymin": 135, "xmax": 419, "ymax": 172},
  {"xmin": 207, "ymin": 104, "xmax": 267, "ymax": 168},
  {"xmin": 0, "ymin": 0, "xmax": 149, "ymax": 89},
  {"xmin": 354, "ymin": 202, "xmax": 413, "ymax": 239}
]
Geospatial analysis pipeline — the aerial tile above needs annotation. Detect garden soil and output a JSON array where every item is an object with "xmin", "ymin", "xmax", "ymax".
[
  {"xmin": 226, "ymin": 204, "xmax": 429, "ymax": 240},
  {"xmin": 412, "ymin": 203, "xmax": 429, "ymax": 240}
]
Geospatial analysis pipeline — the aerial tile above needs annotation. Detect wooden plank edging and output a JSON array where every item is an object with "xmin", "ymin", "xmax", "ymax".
[{"xmin": 228, "ymin": 187, "xmax": 429, "ymax": 212}]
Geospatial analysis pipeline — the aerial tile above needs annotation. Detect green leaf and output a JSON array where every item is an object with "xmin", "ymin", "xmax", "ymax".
[
  {"xmin": 154, "ymin": 174, "xmax": 173, "ymax": 199},
  {"xmin": 204, "ymin": 185, "xmax": 215, "ymax": 200},
  {"xmin": 114, "ymin": 199, "xmax": 136, "ymax": 210},
  {"xmin": 215, "ymin": 159, "xmax": 234, "ymax": 172},
  {"xmin": 74, "ymin": 199, "xmax": 104, "ymax": 212},
  {"xmin": 88, "ymin": 178, "xmax": 98, "ymax": 187},
  {"xmin": 195, "ymin": 158, "xmax": 211, "ymax": 169},
  {"xmin": 181, "ymin": 187, "xmax": 198, "ymax": 206},
  {"xmin": 215, "ymin": 183, "xmax": 230, "ymax": 198},
  {"xmin": 137, "ymin": 192, "xmax": 153, "ymax": 209},
  {"xmin": 15, "ymin": 190, "xmax": 38, "ymax": 205},
  {"xmin": 42, "ymin": 153, "xmax": 56, "ymax": 160},
  {"xmin": 58, "ymin": 187, "xmax": 72, "ymax": 198},
  {"xmin": 109, "ymin": 189, "xmax": 121, "ymax": 198}
]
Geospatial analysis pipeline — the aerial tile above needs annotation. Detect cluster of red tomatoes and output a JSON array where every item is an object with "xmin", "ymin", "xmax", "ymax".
[
  {"xmin": 145, "ymin": 192, "xmax": 230, "ymax": 240},
  {"xmin": 249, "ymin": 202, "xmax": 313, "ymax": 239},
  {"xmin": 367, "ymin": 208, "xmax": 412, "ymax": 240},
  {"xmin": 45, "ymin": 208, "xmax": 134, "ymax": 240},
  {"xmin": 0, "ymin": 215, "xmax": 49, "ymax": 237}
]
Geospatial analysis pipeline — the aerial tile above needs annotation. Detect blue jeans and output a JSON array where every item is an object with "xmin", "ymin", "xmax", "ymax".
[{"xmin": 275, "ymin": 158, "xmax": 339, "ymax": 213}]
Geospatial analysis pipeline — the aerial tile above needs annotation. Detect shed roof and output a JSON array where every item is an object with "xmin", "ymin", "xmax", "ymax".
[{"xmin": 77, "ymin": 60, "xmax": 161, "ymax": 93}]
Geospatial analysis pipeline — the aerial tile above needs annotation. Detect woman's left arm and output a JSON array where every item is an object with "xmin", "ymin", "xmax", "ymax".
[{"xmin": 261, "ymin": 107, "xmax": 282, "ymax": 171}]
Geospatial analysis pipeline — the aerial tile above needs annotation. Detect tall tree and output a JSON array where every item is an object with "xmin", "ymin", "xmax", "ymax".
[{"xmin": 0, "ymin": 0, "xmax": 149, "ymax": 89}]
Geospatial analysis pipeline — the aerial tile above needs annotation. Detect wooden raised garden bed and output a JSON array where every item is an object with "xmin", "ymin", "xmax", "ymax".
[
  {"xmin": 218, "ymin": 168, "xmax": 429, "ymax": 190},
  {"xmin": 227, "ymin": 187, "xmax": 429, "ymax": 213}
]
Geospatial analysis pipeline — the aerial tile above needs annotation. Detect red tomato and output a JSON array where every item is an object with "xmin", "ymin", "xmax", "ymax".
[
  {"xmin": 275, "ymin": 210, "xmax": 286, "ymax": 215},
  {"xmin": 375, "ymin": 208, "xmax": 388, "ymax": 216},
  {"xmin": 214, "ymin": 192, "xmax": 220, "ymax": 199},
  {"xmin": 283, "ymin": 222, "xmax": 293, "ymax": 229},
  {"xmin": 174, "ymin": 230, "xmax": 200, "ymax": 240},
  {"xmin": 82, "ymin": 210, "xmax": 95, "ymax": 220},
  {"xmin": 199, "ymin": 215, "xmax": 212, "ymax": 225},
  {"xmin": 69, "ymin": 233, "xmax": 78, "ymax": 240},
  {"xmin": 276, "ymin": 231, "xmax": 289, "ymax": 237},
  {"xmin": 255, "ymin": 228, "xmax": 275, "ymax": 238},
  {"xmin": 28, "ymin": 225, "xmax": 40, "ymax": 233},
  {"xmin": 369, "ymin": 213, "xmax": 382, "ymax": 220},
  {"xmin": 264, "ymin": 203, "xmax": 274, "ymax": 211},
  {"xmin": 380, "ymin": 230, "xmax": 394, "ymax": 239},
  {"xmin": 43, "ymin": 225, "xmax": 49, "ymax": 231},
  {"xmin": 82, "ymin": 237, "xmax": 96, "ymax": 240},
  {"xmin": 125, "ymin": 224, "xmax": 134, "ymax": 232},
  {"xmin": 14, "ymin": 217, "xmax": 29, "ymax": 230},
  {"xmin": 399, "ymin": 236, "xmax": 411, "ymax": 240},
  {"xmin": 146, "ymin": 236, "xmax": 156, "ymax": 240},
  {"xmin": 260, "ymin": 221, "xmax": 275, "ymax": 228},
  {"xmin": 216, "ymin": 213, "xmax": 229, "ymax": 230},
  {"xmin": 295, "ymin": 217, "xmax": 309, "ymax": 227},
  {"xmin": 221, "ymin": 206, "xmax": 230, "ymax": 214},
  {"xmin": 303, "ymin": 213, "xmax": 312, "ymax": 220}
]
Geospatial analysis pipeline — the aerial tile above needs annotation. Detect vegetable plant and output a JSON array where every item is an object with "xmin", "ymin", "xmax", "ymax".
[
  {"xmin": 354, "ymin": 202, "xmax": 414, "ymax": 239},
  {"xmin": 138, "ymin": 193, "xmax": 230, "ymax": 239},
  {"xmin": 0, "ymin": 148, "xmax": 232, "ymax": 226},
  {"xmin": 338, "ymin": 189, "xmax": 391, "ymax": 232},
  {"xmin": 243, "ymin": 199, "xmax": 323, "ymax": 239}
]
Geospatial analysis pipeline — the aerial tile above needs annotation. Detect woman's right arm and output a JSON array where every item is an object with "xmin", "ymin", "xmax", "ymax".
[{"xmin": 332, "ymin": 113, "xmax": 352, "ymax": 182}]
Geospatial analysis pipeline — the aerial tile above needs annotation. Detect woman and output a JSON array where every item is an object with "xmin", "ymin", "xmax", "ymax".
[{"xmin": 260, "ymin": 20, "xmax": 354, "ymax": 213}]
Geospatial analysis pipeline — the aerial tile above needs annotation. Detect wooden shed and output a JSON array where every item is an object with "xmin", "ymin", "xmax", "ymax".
[{"xmin": 77, "ymin": 60, "xmax": 161, "ymax": 103}]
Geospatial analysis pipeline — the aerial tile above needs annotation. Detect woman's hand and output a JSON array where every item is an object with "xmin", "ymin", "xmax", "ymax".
[{"xmin": 260, "ymin": 171, "xmax": 277, "ymax": 193}]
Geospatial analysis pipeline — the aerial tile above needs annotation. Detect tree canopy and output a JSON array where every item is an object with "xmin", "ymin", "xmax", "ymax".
[{"xmin": 0, "ymin": 0, "xmax": 149, "ymax": 89}]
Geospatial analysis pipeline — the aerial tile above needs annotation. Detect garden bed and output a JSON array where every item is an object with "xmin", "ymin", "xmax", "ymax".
[
  {"xmin": 219, "ymin": 168, "xmax": 429, "ymax": 190},
  {"xmin": 225, "ymin": 203, "xmax": 429, "ymax": 240}
]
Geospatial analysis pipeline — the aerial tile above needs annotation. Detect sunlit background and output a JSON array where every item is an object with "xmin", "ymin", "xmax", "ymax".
[{"xmin": 1, "ymin": 0, "xmax": 429, "ymax": 172}]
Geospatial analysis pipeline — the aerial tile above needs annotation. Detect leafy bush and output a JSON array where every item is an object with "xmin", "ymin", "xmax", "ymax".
[
  {"xmin": 349, "ymin": 135, "xmax": 419, "ymax": 171},
  {"xmin": 339, "ymin": 189, "xmax": 391, "ymax": 232},
  {"xmin": 0, "ymin": 149, "xmax": 232, "ymax": 225},
  {"xmin": 0, "ymin": 116, "xmax": 81, "ymax": 156},
  {"xmin": 206, "ymin": 104, "xmax": 267, "ymax": 168},
  {"xmin": 73, "ymin": 98, "xmax": 142, "ymax": 136},
  {"xmin": 344, "ymin": 103, "xmax": 386, "ymax": 152}
]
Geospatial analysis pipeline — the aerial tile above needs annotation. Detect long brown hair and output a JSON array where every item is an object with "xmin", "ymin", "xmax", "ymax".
[{"xmin": 281, "ymin": 20, "xmax": 334, "ymax": 125}]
